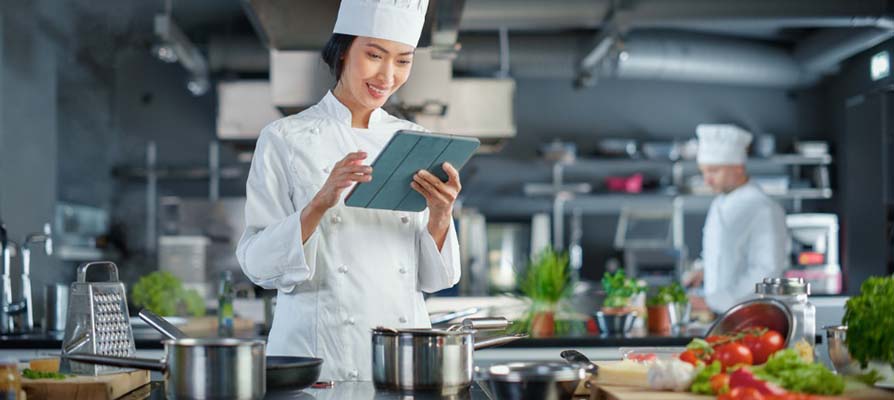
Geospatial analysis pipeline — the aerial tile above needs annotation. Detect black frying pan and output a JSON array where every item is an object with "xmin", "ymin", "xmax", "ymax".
[
  {"xmin": 266, "ymin": 356, "xmax": 323, "ymax": 390},
  {"xmin": 138, "ymin": 309, "xmax": 324, "ymax": 391}
]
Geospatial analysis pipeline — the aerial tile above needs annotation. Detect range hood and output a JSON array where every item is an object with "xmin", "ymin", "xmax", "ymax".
[
  {"xmin": 242, "ymin": 0, "xmax": 466, "ymax": 57},
  {"xmin": 216, "ymin": 80, "xmax": 282, "ymax": 140},
  {"xmin": 269, "ymin": 50, "xmax": 332, "ymax": 114}
]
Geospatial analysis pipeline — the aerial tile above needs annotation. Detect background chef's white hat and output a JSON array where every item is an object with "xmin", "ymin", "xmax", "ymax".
[
  {"xmin": 696, "ymin": 124, "xmax": 753, "ymax": 165},
  {"xmin": 333, "ymin": 0, "xmax": 430, "ymax": 48}
]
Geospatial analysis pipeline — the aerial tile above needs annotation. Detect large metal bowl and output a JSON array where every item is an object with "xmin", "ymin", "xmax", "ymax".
[
  {"xmin": 475, "ymin": 362, "xmax": 589, "ymax": 400},
  {"xmin": 706, "ymin": 299, "xmax": 794, "ymax": 346},
  {"xmin": 594, "ymin": 311, "xmax": 637, "ymax": 336}
]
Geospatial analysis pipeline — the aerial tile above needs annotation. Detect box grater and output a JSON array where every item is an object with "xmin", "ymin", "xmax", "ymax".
[{"xmin": 61, "ymin": 261, "xmax": 136, "ymax": 375}]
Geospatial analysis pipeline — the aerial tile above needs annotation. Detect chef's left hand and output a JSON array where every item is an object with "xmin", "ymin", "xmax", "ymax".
[{"xmin": 411, "ymin": 162, "xmax": 461, "ymax": 220}]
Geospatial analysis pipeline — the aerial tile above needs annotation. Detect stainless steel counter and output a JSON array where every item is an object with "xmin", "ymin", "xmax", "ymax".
[{"xmin": 143, "ymin": 381, "xmax": 494, "ymax": 399}]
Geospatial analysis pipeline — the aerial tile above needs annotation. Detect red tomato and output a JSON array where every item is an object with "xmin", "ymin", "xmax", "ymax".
[
  {"xmin": 707, "ymin": 335, "xmax": 730, "ymax": 345},
  {"xmin": 728, "ymin": 386, "xmax": 766, "ymax": 400},
  {"xmin": 742, "ymin": 330, "xmax": 785, "ymax": 365},
  {"xmin": 710, "ymin": 372, "xmax": 730, "ymax": 395},
  {"xmin": 715, "ymin": 343, "xmax": 753, "ymax": 370},
  {"xmin": 679, "ymin": 350, "xmax": 699, "ymax": 366}
]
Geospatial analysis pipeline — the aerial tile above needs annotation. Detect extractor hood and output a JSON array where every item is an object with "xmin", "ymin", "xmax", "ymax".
[
  {"xmin": 242, "ymin": 0, "xmax": 466, "ymax": 57},
  {"xmin": 216, "ymin": 80, "xmax": 282, "ymax": 140}
]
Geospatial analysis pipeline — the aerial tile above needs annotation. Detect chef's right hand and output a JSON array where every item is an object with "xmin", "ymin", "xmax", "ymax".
[{"xmin": 310, "ymin": 151, "xmax": 372, "ymax": 210}]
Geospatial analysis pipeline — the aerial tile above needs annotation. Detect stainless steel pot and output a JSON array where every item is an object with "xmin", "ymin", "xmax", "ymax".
[
  {"xmin": 66, "ymin": 310, "xmax": 265, "ymax": 400},
  {"xmin": 475, "ymin": 350, "xmax": 597, "ymax": 400},
  {"xmin": 371, "ymin": 317, "xmax": 526, "ymax": 395}
]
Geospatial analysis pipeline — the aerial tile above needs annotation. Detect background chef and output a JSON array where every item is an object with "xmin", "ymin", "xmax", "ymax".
[
  {"xmin": 236, "ymin": 0, "xmax": 462, "ymax": 381},
  {"xmin": 686, "ymin": 125, "xmax": 788, "ymax": 313}
]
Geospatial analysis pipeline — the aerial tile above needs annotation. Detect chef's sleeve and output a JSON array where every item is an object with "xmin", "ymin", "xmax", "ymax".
[
  {"xmin": 416, "ymin": 209, "xmax": 462, "ymax": 293},
  {"xmin": 740, "ymin": 205, "xmax": 788, "ymax": 288},
  {"xmin": 236, "ymin": 126, "xmax": 320, "ymax": 292}
]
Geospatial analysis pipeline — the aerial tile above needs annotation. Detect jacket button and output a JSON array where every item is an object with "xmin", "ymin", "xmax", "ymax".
[
  {"xmin": 400, "ymin": 215, "xmax": 409, "ymax": 224},
  {"xmin": 338, "ymin": 265, "xmax": 348, "ymax": 274},
  {"xmin": 330, "ymin": 214, "xmax": 341, "ymax": 224},
  {"xmin": 345, "ymin": 317, "xmax": 355, "ymax": 325},
  {"xmin": 399, "ymin": 316, "xmax": 408, "ymax": 324},
  {"xmin": 398, "ymin": 266, "xmax": 407, "ymax": 274},
  {"xmin": 322, "ymin": 166, "xmax": 330, "ymax": 174},
  {"xmin": 348, "ymin": 369, "xmax": 359, "ymax": 379},
  {"xmin": 310, "ymin": 127, "xmax": 320, "ymax": 135}
]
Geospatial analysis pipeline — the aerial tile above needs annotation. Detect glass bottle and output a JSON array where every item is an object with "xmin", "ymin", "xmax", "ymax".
[
  {"xmin": 217, "ymin": 270, "xmax": 235, "ymax": 337},
  {"xmin": 0, "ymin": 358, "xmax": 20, "ymax": 400}
]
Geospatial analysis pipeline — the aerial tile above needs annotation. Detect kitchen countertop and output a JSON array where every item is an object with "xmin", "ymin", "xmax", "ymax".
[
  {"xmin": 0, "ymin": 328, "xmax": 699, "ymax": 350},
  {"xmin": 141, "ymin": 381, "xmax": 494, "ymax": 399}
]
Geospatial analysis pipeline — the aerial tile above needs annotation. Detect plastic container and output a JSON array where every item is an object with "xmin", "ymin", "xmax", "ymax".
[{"xmin": 619, "ymin": 347, "xmax": 683, "ymax": 363}]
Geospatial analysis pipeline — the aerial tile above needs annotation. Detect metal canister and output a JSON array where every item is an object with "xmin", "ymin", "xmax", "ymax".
[
  {"xmin": 43, "ymin": 284, "xmax": 68, "ymax": 332},
  {"xmin": 755, "ymin": 277, "xmax": 816, "ymax": 347}
]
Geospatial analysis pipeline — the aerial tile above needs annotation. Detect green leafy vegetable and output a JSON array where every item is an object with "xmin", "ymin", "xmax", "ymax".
[
  {"xmin": 751, "ymin": 349, "xmax": 844, "ymax": 395},
  {"xmin": 22, "ymin": 369, "xmax": 68, "ymax": 380},
  {"xmin": 602, "ymin": 271, "xmax": 644, "ymax": 308},
  {"xmin": 843, "ymin": 276, "xmax": 894, "ymax": 369},
  {"xmin": 647, "ymin": 282, "xmax": 688, "ymax": 306},
  {"xmin": 690, "ymin": 361, "xmax": 722, "ymax": 395},
  {"xmin": 519, "ymin": 248, "xmax": 571, "ymax": 304},
  {"xmin": 851, "ymin": 369, "xmax": 883, "ymax": 386},
  {"xmin": 131, "ymin": 271, "xmax": 206, "ymax": 317}
]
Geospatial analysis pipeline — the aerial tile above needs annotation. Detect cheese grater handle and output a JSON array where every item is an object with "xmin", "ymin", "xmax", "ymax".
[
  {"xmin": 66, "ymin": 353, "xmax": 166, "ymax": 371},
  {"xmin": 77, "ymin": 261, "xmax": 119, "ymax": 282},
  {"xmin": 138, "ymin": 308, "xmax": 188, "ymax": 340}
]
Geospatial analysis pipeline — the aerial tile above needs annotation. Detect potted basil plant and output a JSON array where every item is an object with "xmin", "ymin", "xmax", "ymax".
[
  {"xmin": 646, "ymin": 282, "xmax": 689, "ymax": 334},
  {"xmin": 514, "ymin": 248, "xmax": 572, "ymax": 338},
  {"xmin": 597, "ymin": 271, "xmax": 644, "ymax": 335}
]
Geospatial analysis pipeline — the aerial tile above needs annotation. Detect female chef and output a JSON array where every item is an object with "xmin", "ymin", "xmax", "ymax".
[{"xmin": 236, "ymin": 0, "xmax": 462, "ymax": 381}]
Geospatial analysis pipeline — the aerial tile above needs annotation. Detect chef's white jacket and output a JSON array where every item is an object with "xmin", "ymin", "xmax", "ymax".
[
  {"xmin": 702, "ymin": 182, "xmax": 787, "ymax": 313},
  {"xmin": 236, "ymin": 91, "xmax": 461, "ymax": 381}
]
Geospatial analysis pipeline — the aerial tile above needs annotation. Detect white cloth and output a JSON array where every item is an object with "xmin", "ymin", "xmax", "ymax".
[
  {"xmin": 701, "ymin": 182, "xmax": 787, "ymax": 313},
  {"xmin": 696, "ymin": 124, "xmax": 753, "ymax": 165},
  {"xmin": 236, "ymin": 91, "xmax": 461, "ymax": 381},
  {"xmin": 333, "ymin": 0, "xmax": 429, "ymax": 47}
]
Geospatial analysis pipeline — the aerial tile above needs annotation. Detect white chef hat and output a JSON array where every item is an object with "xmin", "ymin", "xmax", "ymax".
[
  {"xmin": 696, "ymin": 124, "xmax": 753, "ymax": 165},
  {"xmin": 333, "ymin": 0, "xmax": 430, "ymax": 48}
]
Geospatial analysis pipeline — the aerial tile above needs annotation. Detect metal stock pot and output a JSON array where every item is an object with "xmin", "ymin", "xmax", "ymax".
[{"xmin": 371, "ymin": 317, "xmax": 526, "ymax": 395}]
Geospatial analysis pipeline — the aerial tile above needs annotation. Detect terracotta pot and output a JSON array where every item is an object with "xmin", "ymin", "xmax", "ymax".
[
  {"xmin": 530, "ymin": 311, "xmax": 555, "ymax": 338},
  {"xmin": 647, "ymin": 305, "xmax": 672, "ymax": 334}
]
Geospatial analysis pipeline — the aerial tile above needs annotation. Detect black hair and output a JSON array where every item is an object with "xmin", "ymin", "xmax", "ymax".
[{"xmin": 321, "ymin": 33, "xmax": 358, "ymax": 81}]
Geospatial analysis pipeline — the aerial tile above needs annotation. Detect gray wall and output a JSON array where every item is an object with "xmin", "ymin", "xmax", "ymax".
[{"xmin": 0, "ymin": 0, "xmax": 64, "ymax": 322}]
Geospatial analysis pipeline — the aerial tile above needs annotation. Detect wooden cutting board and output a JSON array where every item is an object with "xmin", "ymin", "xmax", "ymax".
[
  {"xmin": 589, "ymin": 385, "xmax": 713, "ymax": 400},
  {"xmin": 21, "ymin": 369, "xmax": 150, "ymax": 400}
]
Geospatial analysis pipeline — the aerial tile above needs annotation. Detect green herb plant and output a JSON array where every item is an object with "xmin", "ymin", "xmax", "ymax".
[
  {"xmin": 132, "ymin": 271, "xmax": 206, "ymax": 317},
  {"xmin": 601, "ymin": 270, "xmax": 644, "ymax": 309},
  {"xmin": 842, "ymin": 276, "xmax": 894, "ymax": 369},
  {"xmin": 21, "ymin": 369, "xmax": 70, "ymax": 380},
  {"xmin": 646, "ymin": 282, "xmax": 688, "ymax": 307},
  {"xmin": 510, "ymin": 248, "xmax": 576, "ymax": 336}
]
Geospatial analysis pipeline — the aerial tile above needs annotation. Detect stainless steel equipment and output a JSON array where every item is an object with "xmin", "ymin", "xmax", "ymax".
[
  {"xmin": 614, "ymin": 207, "xmax": 686, "ymax": 287},
  {"xmin": 755, "ymin": 277, "xmax": 816, "ymax": 347},
  {"xmin": 0, "ymin": 223, "xmax": 53, "ymax": 334},
  {"xmin": 18, "ymin": 223, "xmax": 53, "ymax": 332},
  {"xmin": 67, "ymin": 308, "xmax": 267, "ymax": 399},
  {"xmin": 43, "ymin": 283, "xmax": 68, "ymax": 332},
  {"xmin": 707, "ymin": 298, "xmax": 794, "ymax": 347},
  {"xmin": 61, "ymin": 261, "xmax": 137, "ymax": 375},
  {"xmin": 476, "ymin": 362, "xmax": 588, "ymax": 400},
  {"xmin": 824, "ymin": 325, "xmax": 857, "ymax": 374},
  {"xmin": 371, "ymin": 317, "xmax": 526, "ymax": 395},
  {"xmin": 784, "ymin": 214, "xmax": 841, "ymax": 295}
]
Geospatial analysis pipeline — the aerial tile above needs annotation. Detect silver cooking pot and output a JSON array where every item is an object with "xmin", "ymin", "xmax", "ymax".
[
  {"xmin": 372, "ymin": 317, "xmax": 526, "ymax": 395},
  {"xmin": 66, "ymin": 309, "xmax": 265, "ymax": 400}
]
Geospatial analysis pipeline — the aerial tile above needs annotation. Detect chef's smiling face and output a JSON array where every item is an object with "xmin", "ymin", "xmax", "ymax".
[
  {"xmin": 336, "ymin": 37, "xmax": 415, "ymax": 111},
  {"xmin": 700, "ymin": 164, "xmax": 747, "ymax": 194}
]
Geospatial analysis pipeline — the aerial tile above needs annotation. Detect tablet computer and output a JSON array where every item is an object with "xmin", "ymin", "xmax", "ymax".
[{"xmin": 345, "ymin": 130, "xmax": 480, "ymax": 212}]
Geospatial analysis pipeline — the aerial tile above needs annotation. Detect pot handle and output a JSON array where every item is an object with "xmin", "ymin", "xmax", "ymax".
[
  {"xmin": 66, "ymin": 353, "xmax": 167, "ymax": 372},
  {"xmin": 560, "ymin": 349, "xmax": 599, "ymax": 375},
  {"xmin": 139, "ymin": 308, "xmax": 189, "ymax": 340},
  {"xmin": 459, "ymin": 317, "xmax": 510, "ymax": 331},
  {"xmin": 473, "ymin": 333, "xmax": 527, "ymax": 350}
]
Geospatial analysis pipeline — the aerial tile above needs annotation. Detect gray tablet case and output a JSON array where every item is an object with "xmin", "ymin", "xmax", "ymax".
[{"xmin": 345, "ymin": 130, "xmax": 480, "ymax": 212}]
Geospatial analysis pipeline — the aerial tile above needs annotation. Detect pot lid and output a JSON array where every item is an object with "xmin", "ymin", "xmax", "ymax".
[
  {"xmin": 477, "ymin": 362, "xmax": 587, "ymax": 382},
  {"xmin": 371, "ymin": 327, "xmax": 466, "ymax": 337},
  {"xmin": 755, "ymin": 277, "xmax": 811, "ymax": 296}
]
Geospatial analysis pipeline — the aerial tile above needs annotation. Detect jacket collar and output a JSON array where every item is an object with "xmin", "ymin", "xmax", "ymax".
[{"xmin": 319, "ymin": 91, "xmax": 387, "ymax": 127}]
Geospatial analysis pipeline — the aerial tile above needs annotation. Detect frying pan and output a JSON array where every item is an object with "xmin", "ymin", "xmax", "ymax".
[{"xmin": 140, "ymin": 309, "xmax": 323, "ymax": 391}]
